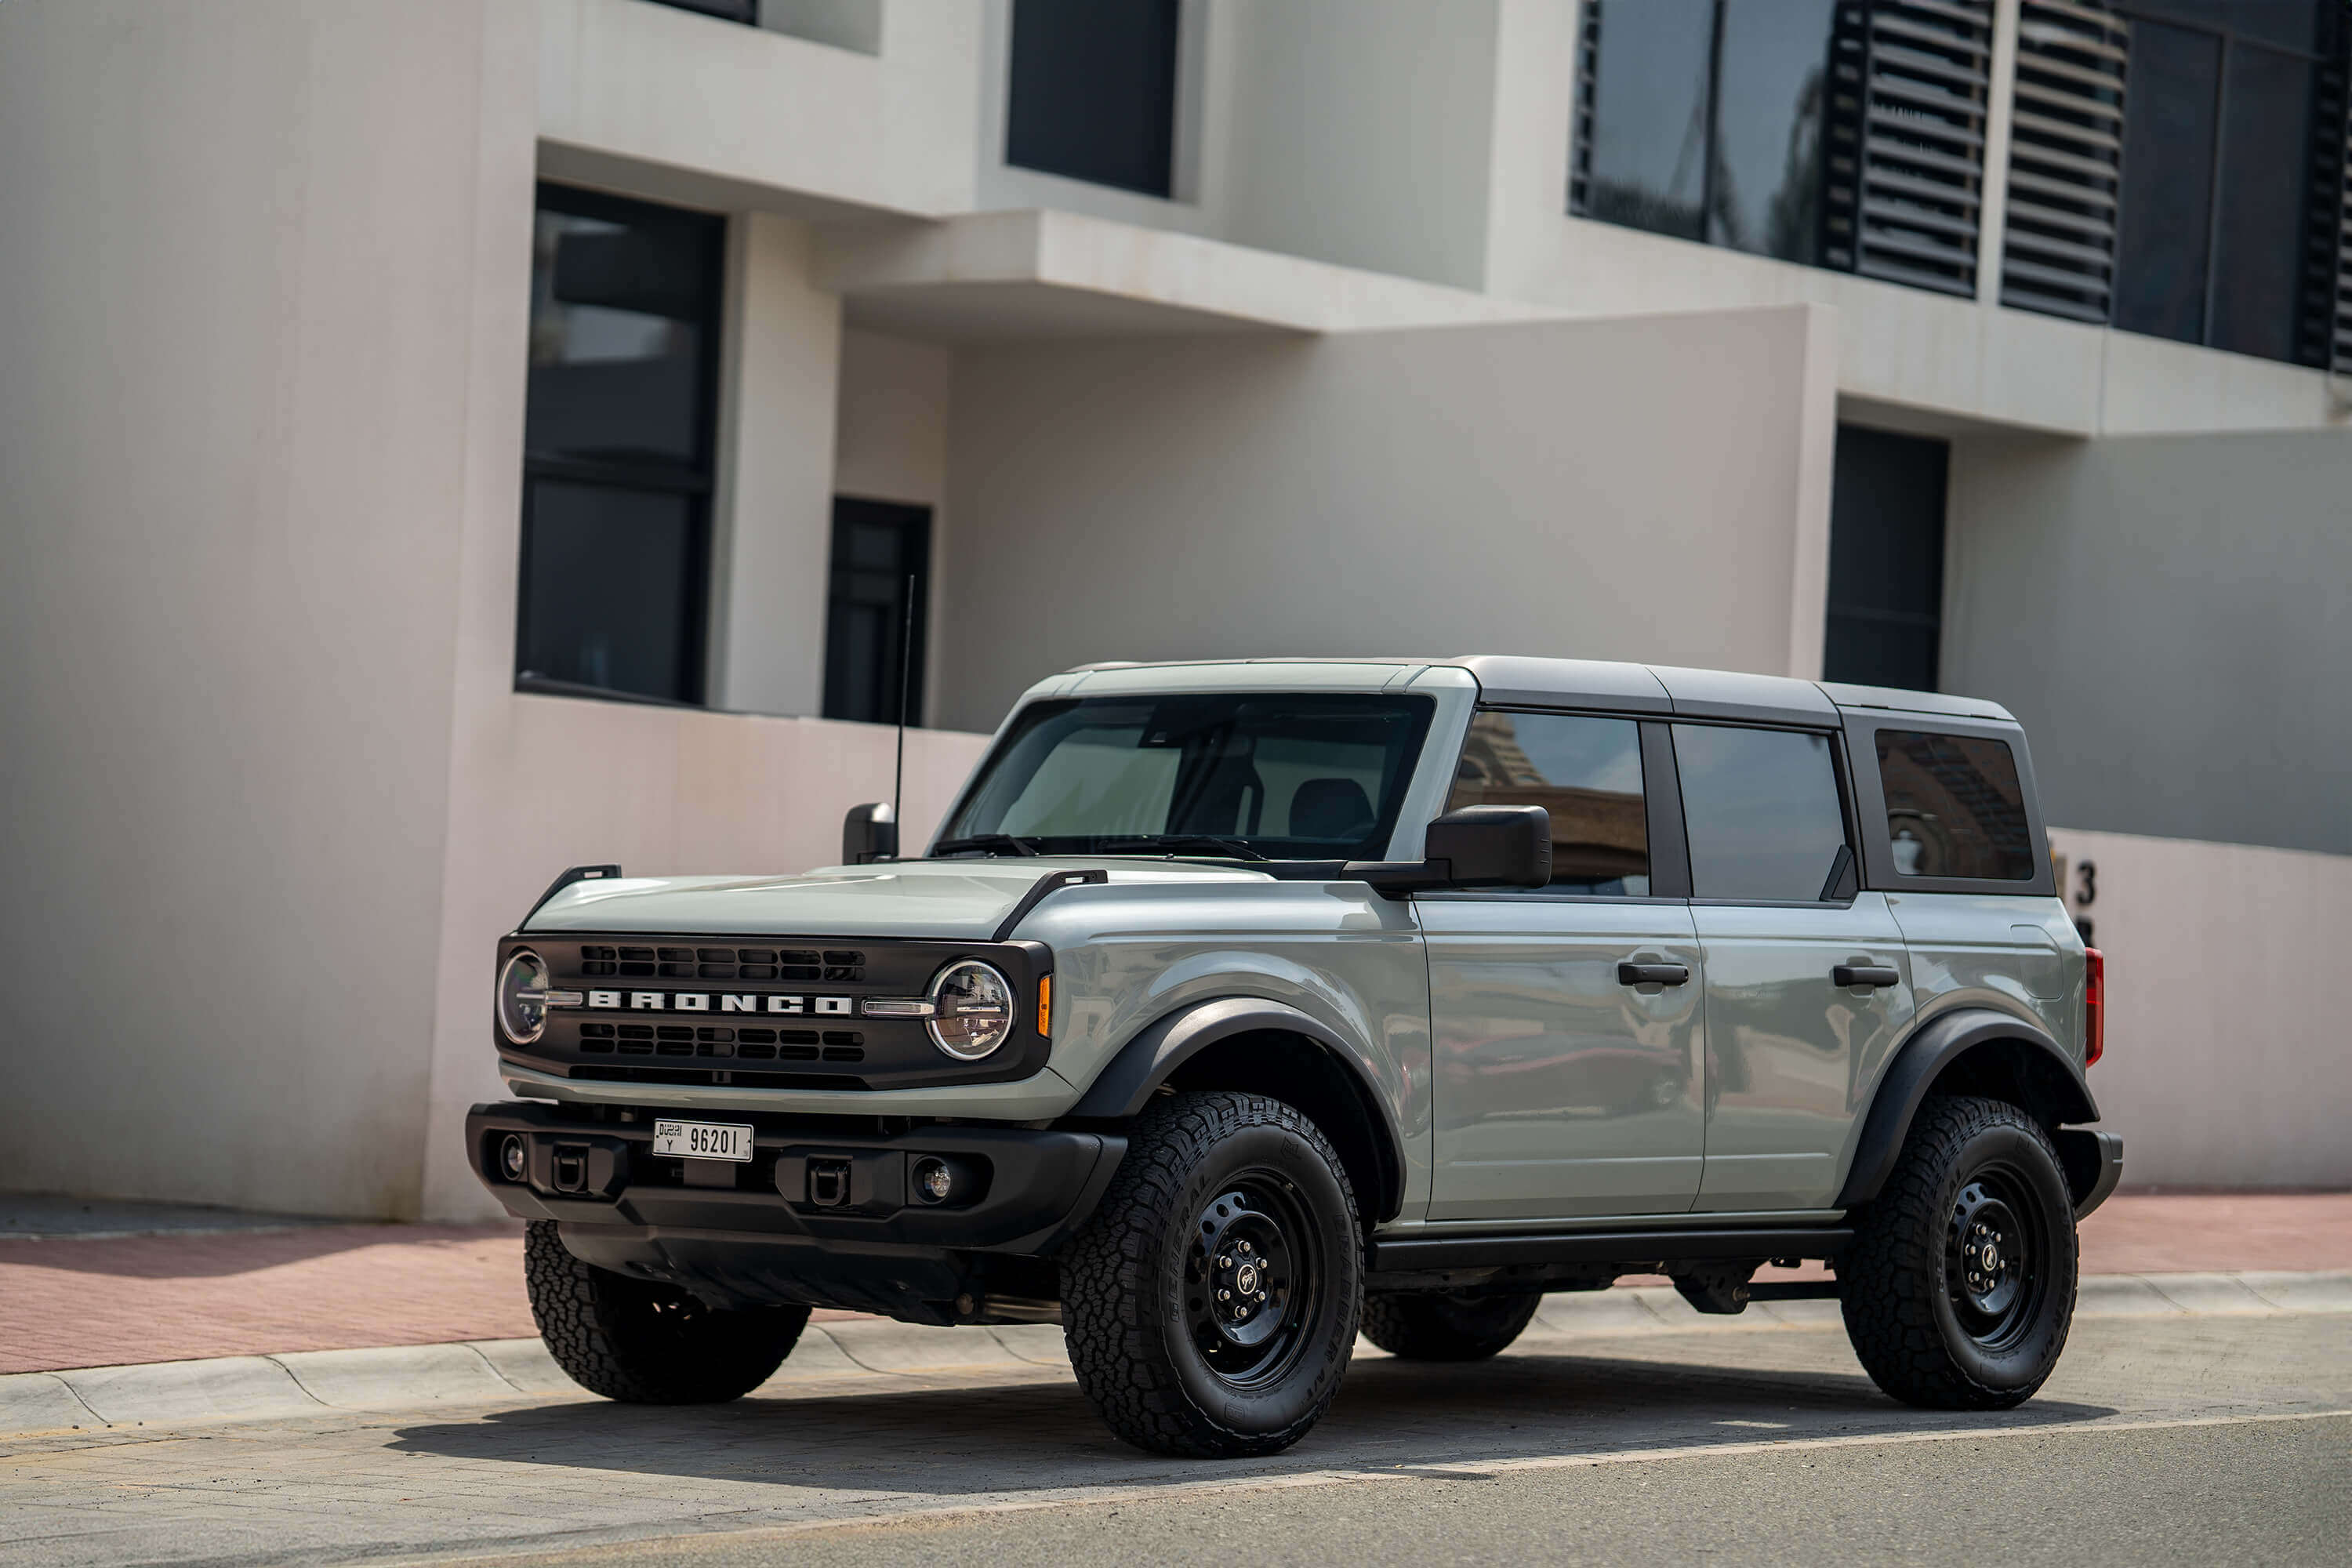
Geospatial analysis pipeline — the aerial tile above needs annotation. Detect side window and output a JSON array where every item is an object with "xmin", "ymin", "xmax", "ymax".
[
  {"xmin": 1877, "ymin": 730, "xmax": 2034, "ymax": 880},
  {"xmin": 1673, "ymin": 725, "xmax": 1849, "ymax": 902},
  {"xmin": 1448, "ymin": 712, "xmax": 1650, "ymax": 895}
]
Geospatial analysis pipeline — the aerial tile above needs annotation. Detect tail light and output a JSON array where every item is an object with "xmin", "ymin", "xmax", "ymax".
[{"xmin": 2082, "ymin": 948, "xmax": 2104, "ymax": 1066}]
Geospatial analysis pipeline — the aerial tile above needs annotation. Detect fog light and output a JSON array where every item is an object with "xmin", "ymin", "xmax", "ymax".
[
  {"xmin": 499, "ymin": 1134, "xmax": 528, "ymax": 1183},
  {"xmin": 913, "ymin": 1156, "xmax": 955, "ymax": 1205}
]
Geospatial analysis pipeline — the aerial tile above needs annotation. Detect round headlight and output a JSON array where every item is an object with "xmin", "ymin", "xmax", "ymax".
[
  {"xmin": 497, "ymin": 949, "xmax": 550, "ymax": 1045},
  {"xmin": 927, "ymin": 960, "xmax": 1015, "ymax": 1061}
]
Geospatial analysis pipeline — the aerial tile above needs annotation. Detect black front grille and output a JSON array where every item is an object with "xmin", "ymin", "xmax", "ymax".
[
  {"xmin": 570, "ymin": 1063, "xmax": 869, "ymax": 1091},
  {"xmin": 575, "ymin": 944, "xmax": 866, "ymax": 983}
]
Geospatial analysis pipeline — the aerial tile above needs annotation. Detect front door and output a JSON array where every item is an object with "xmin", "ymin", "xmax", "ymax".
[
  {"xmin": 1668, "ymin": 722, "xmax": 1915, "ymax": 1213},
  {"xmin": 1428, "ymin": 711, "xmax": 1704, "ymax": 1220}
]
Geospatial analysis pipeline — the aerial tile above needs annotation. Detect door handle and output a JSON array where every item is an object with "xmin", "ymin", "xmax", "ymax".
[
  {"xmin": 1834, "ymin": 963, "xmax": 1901, "ymax": 989},
  {"xmin": 1617, "ymin": 962, "xmax": 1690, "ymax": 987}
]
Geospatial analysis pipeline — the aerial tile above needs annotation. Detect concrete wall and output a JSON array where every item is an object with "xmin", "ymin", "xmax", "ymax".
[
  {"xmin": 933, "ymin": 305, "xmax": 1839, "ymax": 731},
  {"xmin": 0, "ymin": 0, "xmax": 533, "ymax": 1216},
  {"xmin": 2048, "ymin": 829, "xmax": 2352, "ymax": 1189},
  {"xmin": 1943, "ymin": 427, "xmax": 2352, "ymax": 858}
]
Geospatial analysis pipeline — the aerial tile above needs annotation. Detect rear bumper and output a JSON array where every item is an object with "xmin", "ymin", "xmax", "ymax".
[
  {"xmin": 2055, "ymin": 1128, "xmax": 2125, "ymax": 1220},
  {"xmin": 465, "ymin": 1101, "xmax": 1125, "ymax": 1320}
]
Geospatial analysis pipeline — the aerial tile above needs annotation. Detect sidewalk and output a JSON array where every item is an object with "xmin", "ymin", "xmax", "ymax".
[{"xmin": 3, "ymin": 1193, "xmax": 2347, "ymax": 1377}]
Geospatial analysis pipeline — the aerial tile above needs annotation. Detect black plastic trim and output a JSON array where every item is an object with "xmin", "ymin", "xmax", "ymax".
[
  {"xmin": 2055, "ymin": 1128, "xmax": 2125, "ymax": 1220},
  {"xmin": 992, "ymin": 868, "xmax": 1109, "ymax": 942},
  {"xmin": 1369, "ymin": 1226, "xmax": 1853, "ymax": 1271},
  {"xmin": 522, "ymin": 865, "xmax": 623, "ymax": 927},
  {"xmin": 1639, "ymin": 719, "xmax": 1693, "ymax": 898},
  {"xmin": 1064, "ymin": 996, "xmax": 1406, "ymax": 1220},
  {"xmin": 1834, "ymin": 1007, "xmax": 2100, "ymax": 1210}
]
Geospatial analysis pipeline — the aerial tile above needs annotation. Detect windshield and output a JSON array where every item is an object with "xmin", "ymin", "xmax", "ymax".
[{"xmin": 937, "ymin": 693, "xmax": 1436, "ymax": 860}]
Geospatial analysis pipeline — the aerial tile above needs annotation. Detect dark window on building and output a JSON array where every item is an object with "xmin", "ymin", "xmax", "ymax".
[
  {"xmin": 1877, "ymin": 730, "xmax": 2034, "ymax": 880},
  {"xmin": 1824, "ymin": 426, "xmax": 1950, "ymax": 692},
  {"xmin": 1674, "ymin": 726, "xmax": 1850, "ymax": 902},
  {"xmin": 1573, "ymin": 0, "xmax": 1994, "ymax": 294},
  {"xmin": 2111, "ymin": 1, "xmax": 2350, "ymax": 365},
  {"xmin": 822, "ymin": 499, "xmax": 931, "ymax": 726},
  {"xmin": 1448, "ymin": 713, "xmax": 1651, "ymax": 895},
  {"xmin": 517, "ymin": 185, "xmax": 724, "ymax": 705},
  {"xmin": 1005, "ymin": 0, "xmax": 1181, "ymax": 197}
]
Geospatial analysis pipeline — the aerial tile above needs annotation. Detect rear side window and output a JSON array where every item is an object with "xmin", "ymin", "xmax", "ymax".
[
  {"xmin": 1673, "ymin": 725, "xmax": 1849, "ymax": 902},
  {"xmin": 1448, "ymin": 712, "xmax": 1650, "ymax": 894},
  {"xmin": 1877, "ymin": 730, "xmax": 2034, "ymax": 880}
]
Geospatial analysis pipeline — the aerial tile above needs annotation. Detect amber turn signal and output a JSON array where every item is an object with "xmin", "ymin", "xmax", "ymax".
[{"xmin": 1037, "ymin": 975, "xmax": 1052, "ymax": 1038}]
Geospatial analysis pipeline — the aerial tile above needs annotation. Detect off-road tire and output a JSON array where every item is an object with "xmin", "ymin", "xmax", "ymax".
[
  {"xmin": 1839, "ymin": 1094, "xmax": 2078, "ymax": 1410},
  {"xmin": 1060, "ymin": 1091, "xmax": 1362, "ymax": 1458},
  {"xmin": 524, "ymin": 1220, "xmax": 808, "ymax": 1403},
  {"xmin": 1359, "ymin": 1290, "xmax": 1542, "ymax": 1361}
]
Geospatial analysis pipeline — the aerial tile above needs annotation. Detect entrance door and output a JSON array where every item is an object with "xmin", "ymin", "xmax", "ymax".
[
  {"xmin": 1670, "ymin": 722, "xmax": 1915, "ymax": 1213},
  {"xmin": 1428, "ymin": 711, "xmax": 1704, "ymax": 1220}
]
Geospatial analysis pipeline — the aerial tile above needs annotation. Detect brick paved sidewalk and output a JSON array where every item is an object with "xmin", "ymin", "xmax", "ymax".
[{"xmin": 2, "ymin": 1193, "xmax": 2345, "ymax": 1376}]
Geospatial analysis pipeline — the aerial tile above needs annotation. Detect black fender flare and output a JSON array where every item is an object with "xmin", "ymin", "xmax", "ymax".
[
  {"xmin": 1834, "ymin": 1007, "xmax": 2101, "ymax": 1211},
  {"xmin": 1066, "ymin": 996, "xmax": 1406, "ymax": 1221}
]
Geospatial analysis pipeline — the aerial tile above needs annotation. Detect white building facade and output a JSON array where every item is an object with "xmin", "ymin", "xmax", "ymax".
[{"xmin": 2, "ymin": 0, "xmax": 2347, "ymax": 1219}]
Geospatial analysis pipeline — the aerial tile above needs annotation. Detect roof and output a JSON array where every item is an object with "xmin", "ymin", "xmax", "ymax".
[{"xmin": 1047, "ymin": 656, "xmax": 2016, "ymax": 728}]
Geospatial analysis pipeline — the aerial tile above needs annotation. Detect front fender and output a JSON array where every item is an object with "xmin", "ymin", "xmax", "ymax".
[{"xmin": 1835, "ymin": 1007, "xmax": 2100, "ymax": 1210}]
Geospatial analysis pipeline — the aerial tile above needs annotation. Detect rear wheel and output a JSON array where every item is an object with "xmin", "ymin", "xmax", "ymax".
[
  {"xmin": 524, "ymin": 1220, "xmax": 808, "ymax": 1403},
  {"xmin": 1060, "ymin": 1091, "xmax": 1362, "ymax": 1457},
  {"xmin": 1359, "ymin": 1290, "xmax": 1542, "ymax": 1361},
  {"xmin": 1838, "ymin": 1095, "xmax": 2078, "ymax": 1409}
]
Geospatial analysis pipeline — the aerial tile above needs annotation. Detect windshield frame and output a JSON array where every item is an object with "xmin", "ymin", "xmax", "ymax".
[{"xmin": 930, "ymin": 691, "xmax": 1441, "ymax": 866}]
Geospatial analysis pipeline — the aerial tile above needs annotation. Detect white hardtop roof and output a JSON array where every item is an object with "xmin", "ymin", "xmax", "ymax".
[{"xmin": 1034, "ymin": 656, "xmax": 2016, "ymax": 728}]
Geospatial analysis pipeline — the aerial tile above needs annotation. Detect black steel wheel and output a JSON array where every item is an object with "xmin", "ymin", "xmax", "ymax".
[
  {"xmin": 1359, "ymin": 1289, "xmax": 1542, "ymax": 1361},
  {"xmin": 1061, "ymin": 1091, "xmax": 1361, "ymax": 1457},
  {"xmin": 524, "ymin": 1221, "xmax": 808, "ymax": 1403},
  {"xmin": 1839, "ymin": 1095, "xmax": 2078, "ymax": 1409}
]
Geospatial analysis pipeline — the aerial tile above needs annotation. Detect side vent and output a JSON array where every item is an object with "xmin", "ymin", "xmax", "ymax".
[
  {"xmin": 1999, "ymin": 0, "xmax": 2129, "ymax": 325},
  {"xmin": 1822, "ymin": 0, "xmax": 1997, "ymax": 298}
]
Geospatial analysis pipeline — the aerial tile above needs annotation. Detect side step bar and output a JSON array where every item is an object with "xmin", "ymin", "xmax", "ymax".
[{"xmin": 1367, "ymin": 1227, "xmax": 1853, "ymax": 1272}]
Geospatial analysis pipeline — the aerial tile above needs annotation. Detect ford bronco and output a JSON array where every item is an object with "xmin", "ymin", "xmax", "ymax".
[{"xmin": 470, "ymin": 657, "xmax": 2122, "ymax": 1457}]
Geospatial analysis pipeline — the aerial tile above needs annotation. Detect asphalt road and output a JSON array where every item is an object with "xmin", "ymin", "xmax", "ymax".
[{"xmin": 5, "ymin": 1310, "xmax": 2346, "ymax": 1566}]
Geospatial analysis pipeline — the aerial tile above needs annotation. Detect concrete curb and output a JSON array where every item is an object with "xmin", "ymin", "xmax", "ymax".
[{"xmin": 4, "ymin": 1269, "xmax": 2345, "ymax": 1442}]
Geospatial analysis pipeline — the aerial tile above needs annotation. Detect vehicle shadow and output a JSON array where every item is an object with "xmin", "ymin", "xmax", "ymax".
[{"xmin": 387, "ymin": 1346, "xmax": 2117, "ymax": 1501}]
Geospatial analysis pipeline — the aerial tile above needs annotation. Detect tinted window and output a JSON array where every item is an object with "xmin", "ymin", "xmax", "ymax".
[
  {"xmin": 2209, "ymin": 42, "xmax": 2314, "ymax": 363},
  {"xmin": 1005, "ymin": 0, "xmax": 1181, "ymax": 197},
  {"xmin": 822, "ymin": 499, "xmax": 930, "ymax": 726},
  {"xmin": 1674, "ymin": 726, "xmax": 1849, "ymax": 901},
  {"xmin": 517, "ymin": 185, "xmax": 721, "ymax": 705},
  {"xmin": 1580, "ymin": 0, "xmax": 1716, "ymax": 240},
  {"xmin": 1448, "ymin": 713, "xmax": 1650, "ymax": 895},
  {"xmin": 1709, "ymin": 0, "xmax": 1838, "ymax": 263},
  {"xmin": 2114, "ymin": 20, "xmax": 2221, "ymax": 347},
  {"xmin": 1824, "ymin": 426, "xmax": 1948, "ymax": 692},
  {"xmin": 1877, "ymin": 730, "xmax": 2035, "ymax": 880},
  {"xmin": 942, "ymin": 695, "xmax": 1434, "ymax": 859}
]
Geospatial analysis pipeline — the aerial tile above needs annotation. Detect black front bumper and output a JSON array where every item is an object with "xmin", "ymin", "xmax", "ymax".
[{"xmin": 466, "ymin": 1102, "xmax": 1125, "ymax": 1322}]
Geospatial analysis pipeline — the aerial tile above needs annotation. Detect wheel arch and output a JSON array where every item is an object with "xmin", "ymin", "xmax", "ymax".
[
  {"xmin": 1835, "ymin": 1008, "xmax": 2100, "ymax": 1211},
  {"xmin": 1065, "ymin": 997, "xmax": 1406, "ymax": 1225}
]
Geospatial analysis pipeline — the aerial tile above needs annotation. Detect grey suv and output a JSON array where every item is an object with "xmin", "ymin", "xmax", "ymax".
[{"xmin": 470, "ymin": 657, "xmax": 2121, "ymax": 1457}]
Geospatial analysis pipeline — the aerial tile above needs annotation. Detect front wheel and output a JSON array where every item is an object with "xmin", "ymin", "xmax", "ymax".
[
  {"xmin": 1838, "ymin": 1095, "xmax": 2078, "ymax": 1409},
  {"xmin": 1060, "ymin": 1091, "xmax": 1362, "ymax": 1457},
  {"xmin": 524, "ymin": 1221, "xmax": 808, "ymax": 1403}
]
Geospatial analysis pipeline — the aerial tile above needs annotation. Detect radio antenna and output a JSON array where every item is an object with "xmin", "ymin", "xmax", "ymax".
[{"xmin": 891, "ymin": 572, "xmax": 914, "ymax": 860}]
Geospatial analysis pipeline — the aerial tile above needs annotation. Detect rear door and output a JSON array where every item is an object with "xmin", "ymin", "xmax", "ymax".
[
  {"xmin": 1674, "ymin": 722, "xmax": 1915, "ymax": 1213},
  {"xmin": 1425, "ymin": 711, "xmax": 1704, "ymax": 1219}
]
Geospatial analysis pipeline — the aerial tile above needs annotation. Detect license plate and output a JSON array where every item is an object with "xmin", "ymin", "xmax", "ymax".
[{"xmin": 652, "ymin": 1120, "xmax": 754, "ymax": 1162}]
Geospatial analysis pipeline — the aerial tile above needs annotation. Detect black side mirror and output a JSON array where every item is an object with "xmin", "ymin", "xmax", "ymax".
[
  {"xmin": 1345, "ymin": 805, "xmax": 1552, "ymax": 896},
  {"xmin": 843, "ymin": 802, "xmax": 898, "ymax": 865}
]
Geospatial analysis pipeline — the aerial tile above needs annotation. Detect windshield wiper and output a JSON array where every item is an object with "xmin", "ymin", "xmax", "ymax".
[
  {"xmin": 1097, "ymin": 834, "xmax": 1270, "ymax": 862},
  {"xmin": 931, "ymin": 833, "xmax": 1043, "ymax": 858}
]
